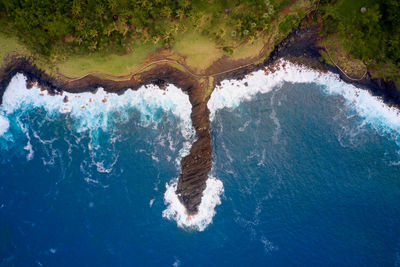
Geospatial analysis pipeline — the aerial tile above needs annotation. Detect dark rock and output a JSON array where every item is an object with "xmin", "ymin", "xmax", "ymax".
[
  {"xmin": 176, "ymin": 101, "xmax": 212, "ymax": 214},
  {"xmin": 152, "ymin": 79, "xmax": 167, "ymax": 90},
  {"xmin": 0, "ymin": 11, "xmax": 399, "ymax": 216}
]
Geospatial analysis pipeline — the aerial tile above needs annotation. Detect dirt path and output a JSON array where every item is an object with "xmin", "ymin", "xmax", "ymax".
[
  {"xmin": 58, "ymin": 57, "xmax": 259, "ymax": 82},
  {"xmin": 59, "ymin": 0, "xmax": 314, "ymax": 84},
  {"xmin": 323, "ymin": 46, "xmax": 367, "ymax": 81}
]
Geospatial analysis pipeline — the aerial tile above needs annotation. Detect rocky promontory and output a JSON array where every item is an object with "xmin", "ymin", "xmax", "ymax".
[{"xmin": 0, "ymin": 13, "xmax": 398, "ymax": 216}]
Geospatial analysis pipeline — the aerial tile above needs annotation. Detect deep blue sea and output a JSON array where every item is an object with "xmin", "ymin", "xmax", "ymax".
[{"xmin": 1, "ymin": 62, "xmax": 400, "ymax": 266}]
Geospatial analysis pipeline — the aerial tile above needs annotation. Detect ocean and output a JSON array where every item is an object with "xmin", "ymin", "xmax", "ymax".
[{"xmin": 1, "ymin": 61, "xmax": 399, "ymax": 266}]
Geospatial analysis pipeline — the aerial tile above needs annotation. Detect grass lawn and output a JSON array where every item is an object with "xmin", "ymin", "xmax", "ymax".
[
  {"xmin": 55, "ymin": 42, "xmax": 160, "ymax": 78},
  {"xmin": 0, "ymin": 0, "xmax": 315, "ymax": 79},
  {"xmin": 320, "ymin": 35, "xmax": 367, "ymax": 79},
  {"xmin": 172, "ymin": 30, "xmax": 223, "ymax": 71},
  {"xmin": 232, "ymin": 34, "xmax": 268, "ymax": 60},
  {"xmin": 0, "ymin": 32, "xmax": 30, "ymax": 66}
]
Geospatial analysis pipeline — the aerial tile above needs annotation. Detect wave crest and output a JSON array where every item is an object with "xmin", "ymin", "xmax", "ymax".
[
  {"xmin": 1, "ymin": 74, "xmax": 194, "ymax": 139},
  {"xmin": 162, "ymin": 176, "xmax": 224, "ymax": 231},
  {"xmin": 208, "ymin": 59, "xmax": 400, "ymax": 145}
]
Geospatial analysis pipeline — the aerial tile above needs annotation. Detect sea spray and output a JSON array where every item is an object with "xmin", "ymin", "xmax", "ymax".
[{"xmin": 162, "ymin": 175, "xmax": 224, "ymax": 231}]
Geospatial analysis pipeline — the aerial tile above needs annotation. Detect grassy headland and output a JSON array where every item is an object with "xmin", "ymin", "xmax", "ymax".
[{"xmin": 0, "ymin": 0, "xmax": 311, "ymax": 79}]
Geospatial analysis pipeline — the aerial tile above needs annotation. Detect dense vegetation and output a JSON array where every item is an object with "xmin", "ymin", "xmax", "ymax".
[
  {"xmin": 319, "ymin": 0, "xmax": 400, "ymax": 83},
  {"xmin": 0, "ymin": 0, "xmax": 291, "ymax": 56}
]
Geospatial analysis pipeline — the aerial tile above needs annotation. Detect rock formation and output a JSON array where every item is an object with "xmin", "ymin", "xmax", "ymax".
[
  {"xmin": 176, "ymin": 85, "xmax": 212, "ymax": 214},
  {"xmin": 1, "ymin": 14, "xmax": 399, "ymax": 216}
]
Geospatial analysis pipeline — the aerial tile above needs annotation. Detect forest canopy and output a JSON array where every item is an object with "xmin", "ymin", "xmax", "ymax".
[
  {"xmin": 320, "ymin": 0, "xmax": 400, "ymax": 70},
  {"xmin": 0, "ymin": 0, "xmax": 286, "ymax": 55}
]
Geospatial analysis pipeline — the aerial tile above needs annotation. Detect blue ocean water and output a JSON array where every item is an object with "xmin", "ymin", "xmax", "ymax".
[{"xmin": 1, "ymin": 70, "xmax": 400, "ymax": 266}]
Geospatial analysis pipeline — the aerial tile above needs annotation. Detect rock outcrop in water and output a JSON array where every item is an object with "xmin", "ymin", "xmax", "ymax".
[
  {"xmin": 176, "ymin": 81, "xmax": 213, "ymax": 214},
  {"xmin": 0, "ymin": 58, "xmax": 214, "ymax": 215}
]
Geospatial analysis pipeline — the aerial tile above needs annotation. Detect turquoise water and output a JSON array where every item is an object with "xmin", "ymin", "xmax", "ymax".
[{"xmin": 1, "ymin": 66, "xmax": 400, "ymax": 266}]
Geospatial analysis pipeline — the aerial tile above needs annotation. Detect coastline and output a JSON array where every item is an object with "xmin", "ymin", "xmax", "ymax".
[{"xmin": 0, "ymin": 15, "xmax": 398, "ymax": 216}]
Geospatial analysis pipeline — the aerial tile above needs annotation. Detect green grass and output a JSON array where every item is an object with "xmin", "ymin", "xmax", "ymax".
[
  {"xmin": 273, "ymin": 0, "xmax": 295, "ymax": 11},
  {"xmin": 172, "ymin": 30, "xmax": 223, "ymax": 71},
  {"xmin": 334, "ymin": 0, "xmax": 377, "ymax": 17},
  {"xmin": 0, "ymin": 0, "xmax": 315, "ymax": 78},
  {"xmin": 320, "ymin": 39, "xmax": 367, "ymax": 79},
  {"xmin": 56, "ymin": 42, "xmax": 160, "ymax": 77},
  {"xmin": 0, "ymin": 32, "xmax": 30, "ymax": 65},
  {"xmin": 322, "ymin": 0, "xmax": 383, "ymax": 54}
]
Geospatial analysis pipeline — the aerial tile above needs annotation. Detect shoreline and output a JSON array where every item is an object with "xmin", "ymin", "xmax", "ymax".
[
  {"xmin": 1, "ymin": 15, "xmax": 398, "ymax": 109},
  {"xmin": 0, "ymin": 16, "xmax": 399, "ymax": 215}
]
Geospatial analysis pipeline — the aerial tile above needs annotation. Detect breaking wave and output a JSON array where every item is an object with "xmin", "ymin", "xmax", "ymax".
[
  {"xmin": 0, "ymin": 73, "xmax": 225, "ymax": 232},
  {"xmin": 208, "ymin": 60, "xmax": 400, "ymax": 145},
  {"xmin": 0, "ymin": 73, "xmax": 200, "ymax": 227},
  {"xmin": 0, "ymin": 74, "xmax": 194, "ymax": 140},
  {"xmin": 162, "ymin": 176, "xmax": 224, "ymax": 231},
  {"xmin": 3, "ymin": 58, "xmax": 400, "ymax": 233}
]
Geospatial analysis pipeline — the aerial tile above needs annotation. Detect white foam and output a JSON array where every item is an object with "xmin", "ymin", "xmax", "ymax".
[
  {"xmin": 162, "ymin": 176, "xmax": 224, "ymax": 231},
  {"xmin": 208, "ymin": 59, "xmax": 400, "ymax": 144},
  {"xmin": 172, "ymin": 258, "xmax": 181, "ymax": 267},
  {"xmin": 24, "ymin": 140, "xmax": 34, "ymax": 161},
  {"xmin": 208, "ymin": 70, "xmax": 278, "ymax": 120},
  {"xmin": 0, "ymin": 115, "xmax": 9, "ymax": 136},
  {"xmin": 1, "ymin": 74, "xmax": 194, "ymax": 140},
  {"xmin": 260, "ymin": 236, "xmax": 279, "ymax": 254}
]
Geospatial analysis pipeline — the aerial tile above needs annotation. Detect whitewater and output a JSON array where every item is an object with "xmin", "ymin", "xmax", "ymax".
[
  {"xmin": 209, "ymin": 60, "xmax": 400, "ymax": 144},
  {"xmin": 1, "ymin": 59, "xmax": 400, "ymax": 234},
  {"xmin": 0, "ymin": 74, "xmax": 224, "ymax": 232}
]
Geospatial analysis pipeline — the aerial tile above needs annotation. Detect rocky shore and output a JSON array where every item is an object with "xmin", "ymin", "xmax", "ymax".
[
  {"xmin": 0, "ymin": 15, "xmax": 398, "ymax": 215},
  {"xmin": 0, "ymin": 55, "xmax": 213, "ymax": 215}
]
